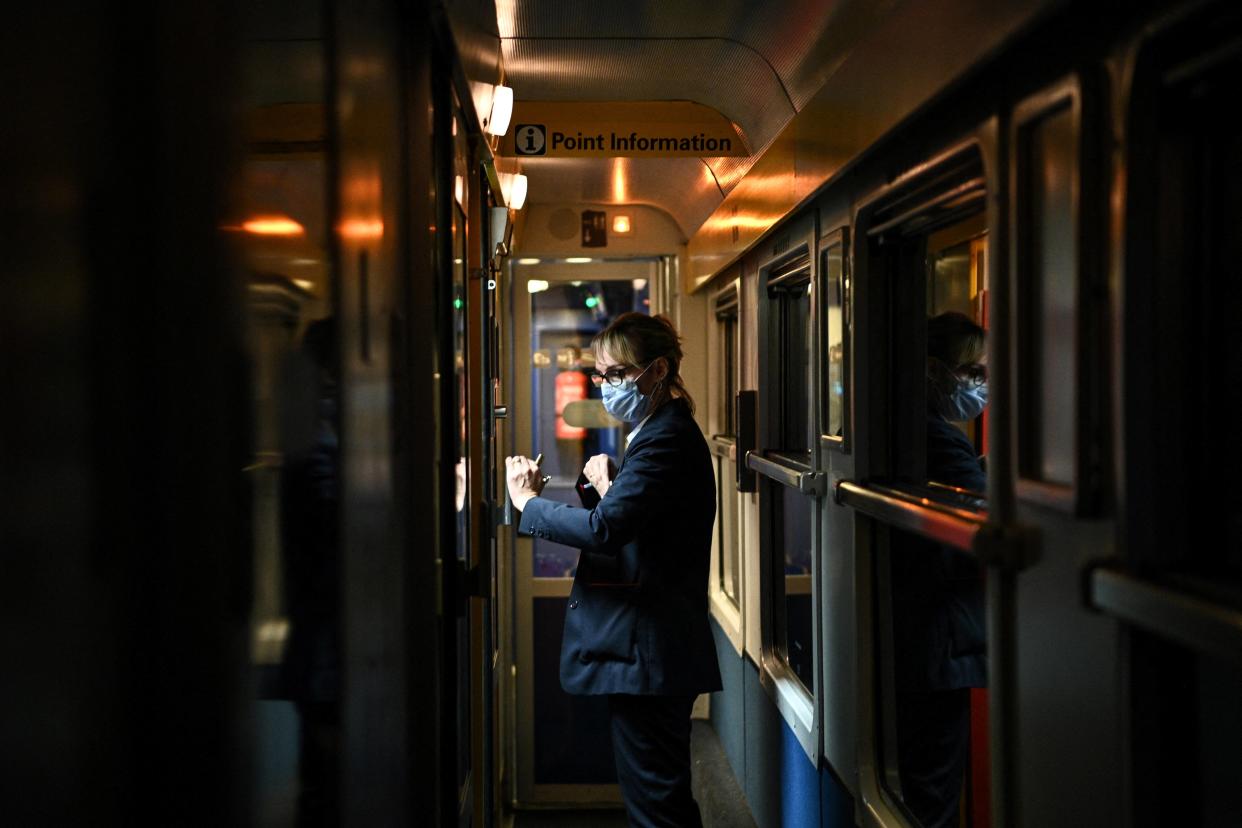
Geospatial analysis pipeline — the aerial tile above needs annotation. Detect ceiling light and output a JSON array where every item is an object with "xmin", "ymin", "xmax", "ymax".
[
  {"xmin": 292, "ymin": 279, "xmax": 314, "ymax": 291},
  {"xmin": 527, "ymin": 280, "xmax": 549, "ymax": 293},
  {"xmin": 565, "ymin": 258, "xmax": 592, "ymax": 264},
  {"xmin": 516, "ymin": 258, "xmax": 541, "ymax": 265},
  {"xmin": 242, "ymin": 216, "xmax": 304, "ymax": 236},
  {"xmin": 486, "ymin": 85, "xmax": 514, "ymax": 136},
  {"xmin": 612, "ymin": 215, "xmax": 632, "ymax": 234}
]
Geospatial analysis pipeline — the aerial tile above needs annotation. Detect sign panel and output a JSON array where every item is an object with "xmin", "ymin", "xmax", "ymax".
[{"xmin": 500, "ymin": 101, "xmax": 749, "ymax": 158}]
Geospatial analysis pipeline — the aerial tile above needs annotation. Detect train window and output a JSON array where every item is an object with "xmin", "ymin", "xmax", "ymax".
[
  {"xmin": 232, "ymin": 21, "xmax": 342, "ymax": 823},
  {"xmin": 528, "ymin": 278, "xmax": 650, "ymax": 577},
  {"xmin": 819, "ymin": 230, "xmax": 849, "ymax": 446},
  {"xmin": 755, "ymin": 247, "xmax": 819, "ymax": 707},
  {"xmin": 1012, "ymin": 83, "xmax": 1081, "ymax": 505},
  {"xmin": 1116, "ymin": 30, "xmax": 1242, "ymax": 827},
  {"xmin": 875, "ymin": 523, "xmax": 989, "ymax": 828},
  {"xmin": 856, "ymin": 144, "xmax": 991, "ymax": 827},
  {"xmin": 714, "ymin": 282, "xmax": 741, "ymax": 605},
  {"xmin": 1128, "ymin": 35, "xmax": 1242, "ymax": 578},
  {"xmin": 768, "ymin": 259, "xmax": 813, "ymax": 461},
  {"xmin": 452, "ymin": 197, "xmax": 471, "ymax": 792}
]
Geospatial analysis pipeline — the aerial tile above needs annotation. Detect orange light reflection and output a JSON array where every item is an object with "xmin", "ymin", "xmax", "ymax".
[
  {"xmin": 242, "ymin": 217, "xmax": 305, "ymax": 236},
  {"xmin": 338, "ymin": 219, "xmax": 384, "ymax": 241},
  {"xmin": 612, "ymin": 158, "xmax": 627, "ymax": 203}
]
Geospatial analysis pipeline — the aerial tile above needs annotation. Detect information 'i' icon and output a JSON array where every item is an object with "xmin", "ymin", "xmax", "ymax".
[{"xmin": 514, "ymin": 124, "xmax": 546, "ymax": 156}]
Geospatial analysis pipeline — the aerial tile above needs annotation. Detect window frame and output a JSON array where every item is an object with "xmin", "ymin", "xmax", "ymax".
[
  {"xmin": 1009, "ymin": 75, "xmax": 1098, "ymax": 514},
  {"xmin": 708, "ymin": 278, "xmax": 744, "ymax": 646},
  {"xmin": 818, "ymin": 226, "xmax": 852, "ymax": 452},
  {"xmin": 752, "ymin": 234, "xmax": 822, "ymax": 764},
  {"xmin": 848, "ymin": 137, "xmax": 998, "ymax": 828}
]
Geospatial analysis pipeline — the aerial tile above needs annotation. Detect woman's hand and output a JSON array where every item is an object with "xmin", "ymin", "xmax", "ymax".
[
  {"xmin": 583, "ymin": 454, "xmax": 617, "ymax": 498},
  {"xmin": 505, "ymin": 455, "xmax": 545, "ymax": 511}
]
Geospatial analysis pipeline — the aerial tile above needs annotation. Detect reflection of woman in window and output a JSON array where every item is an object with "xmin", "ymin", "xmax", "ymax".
[
  {"xmin": 892, "ymin": 311, "xmax": 988, "ymax": 828},
  {"xmin": 925, "ymin": 311, "xmax": 988, "ymax": 492}
]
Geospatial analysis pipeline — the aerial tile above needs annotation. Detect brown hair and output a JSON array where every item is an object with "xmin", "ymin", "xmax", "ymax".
[
  {"xmin": 593, "ymin": 312, "xmax": 695, "ymax": 415},
  {"xmin": 927, "ymin": 311, "xmax": 985, "ymax": 368}
]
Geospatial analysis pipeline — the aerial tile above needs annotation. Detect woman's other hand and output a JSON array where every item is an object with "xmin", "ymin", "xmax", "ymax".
[
  {"xmin": 583, "ymin": 454, "xmax": 617, "ymax": 498},
  {"xmin": 505, "ymin": 455, "xmax": 545, "ymax": 511}
]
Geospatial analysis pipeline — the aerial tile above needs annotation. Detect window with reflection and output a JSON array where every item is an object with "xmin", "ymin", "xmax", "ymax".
[
  {"xmin": 864, "ymin": 151, "xmax": 991, "ymax": 828},
  {"xmin": 233, "ymin": 11, "xmax": 340, "ymax": 824},
  {"xmin": 820, "ymin": 238, "xmax": 847, "ymax": 442},
  {"xmin": 528, "ymin": 279, "xmax": 650, "ymax": 578},
  {"xmin": 452, "ymin": 195, "xmax": 471, "ymax": 793},
  {"xmin": 759, "ymin": 256, "xmax": 816, "ymax": 695}
]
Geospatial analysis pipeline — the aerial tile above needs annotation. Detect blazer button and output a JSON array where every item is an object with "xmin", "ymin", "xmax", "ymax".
[{"xmin": 569, "ymin": 600, "xmax": 579, "ymax": 609}]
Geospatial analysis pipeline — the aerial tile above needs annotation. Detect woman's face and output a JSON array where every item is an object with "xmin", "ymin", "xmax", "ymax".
[{"xmin": 954, "ymin": 357, "xmax": 988, "ymax": 390}]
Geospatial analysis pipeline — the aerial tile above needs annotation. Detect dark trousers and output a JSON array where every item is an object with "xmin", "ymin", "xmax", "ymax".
[
  {"xmin": 895, "ymin": 688, "xmax": 971, "ymax": 828},
  {"xmin": 607, "ymin": 693, "xmax": 703, "ymax": 828}
]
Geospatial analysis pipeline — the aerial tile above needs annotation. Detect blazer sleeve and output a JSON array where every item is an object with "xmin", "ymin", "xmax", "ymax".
[{"xmin": 518, "ymin": 428, "xmax": 681, "ymax": 552}]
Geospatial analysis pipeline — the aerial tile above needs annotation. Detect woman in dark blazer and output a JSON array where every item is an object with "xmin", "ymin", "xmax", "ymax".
[
  {"xmin": 506, "ymin": 312, "xmax": 721, "ymax": 828},
  {"xmin": 892, "ymin": 311, "xmax": 989, "ymax": 828}
]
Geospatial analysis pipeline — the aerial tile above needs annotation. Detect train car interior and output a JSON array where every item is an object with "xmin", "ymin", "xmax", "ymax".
[{"xmin": 7, "ymin": 0, "xmax": 1242, "ymax": 827}]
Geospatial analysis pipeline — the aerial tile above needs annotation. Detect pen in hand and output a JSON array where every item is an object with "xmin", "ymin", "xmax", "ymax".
[{"xmin": 533, "ymin": 453, "xmax": 550, "ymax": 485}]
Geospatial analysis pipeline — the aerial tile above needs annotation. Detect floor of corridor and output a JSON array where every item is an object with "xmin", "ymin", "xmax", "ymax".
[{"xmin": 511, "ymin": 719, "xmax": 757, "ymax": 828}]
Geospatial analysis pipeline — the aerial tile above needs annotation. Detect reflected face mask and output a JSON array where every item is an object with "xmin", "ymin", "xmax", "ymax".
[{"xmin": 939, "ymin": 380, "xmax": 988, "ymax": 421}]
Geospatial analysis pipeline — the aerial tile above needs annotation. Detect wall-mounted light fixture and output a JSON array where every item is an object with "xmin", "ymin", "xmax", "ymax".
[
  {"xmin": 490, "ymin": 206, "xmax": 513, "ymax": 259},
  {"xmin": 486, "ymin": 85, "xmax": 514, "ymax": 136},
  {"xmin": 499, "ymin": 172, "xmax": 528, "ymax": 210},
  {"xmin": 612, "ymin": 214, "xmax": 632, "ymax": 234}
]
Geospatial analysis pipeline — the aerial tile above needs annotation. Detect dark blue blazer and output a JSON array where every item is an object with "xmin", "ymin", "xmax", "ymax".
[
  {"xmin": 519, "ymin": 398, "xmax": 723, "ymax": 696},
  {"xmin": 891, "ymin": 414, "xmax": 988, "ymax": 693}
]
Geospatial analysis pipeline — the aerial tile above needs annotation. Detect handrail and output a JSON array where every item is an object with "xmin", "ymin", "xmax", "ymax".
[
  {"xmin": 710, "ymin": 435, "xmax": 736, "ymax": 458},
  {"xmin": 1090, "ymin": 567, "xmax": 1242, "ymax": 664},
  {"xmin": 836, "ymin": 480, "xmax": 984, "ymax": 553},
  {"xmin": 746, "ymin": 452, "xmax": 825, "ymax": 496}
]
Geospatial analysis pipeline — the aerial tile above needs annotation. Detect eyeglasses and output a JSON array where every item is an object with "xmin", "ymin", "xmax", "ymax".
[
  {"xmin": 958, "ymin": 363, "xmax": 988, "ymax": 387},
  {"xmin": 587, "ymin": 366, "xmax": 632, "ymax": 388}
]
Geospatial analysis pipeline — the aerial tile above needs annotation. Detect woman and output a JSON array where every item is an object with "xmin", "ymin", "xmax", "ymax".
[
  {"xmin": 506, "ymin": 312, "xmax": 721, "ymax": 828},
  {"xmin": 892, "ymin": 311, "xmax": 989, "ymax": 828}
]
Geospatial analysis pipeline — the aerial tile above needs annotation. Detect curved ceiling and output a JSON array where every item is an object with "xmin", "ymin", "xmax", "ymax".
[{"xmin": 496, "ymin": 0, "xmax": 896, "ymax": 237}]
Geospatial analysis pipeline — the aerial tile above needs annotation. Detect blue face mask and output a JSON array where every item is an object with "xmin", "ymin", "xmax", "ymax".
[
  {"xmin": 601, "ymin": 361, "xmax": 656, "ymax": 423},
  {"xmin": 937, "ymin": 380, "xmax": 988, "ymax": 421}
]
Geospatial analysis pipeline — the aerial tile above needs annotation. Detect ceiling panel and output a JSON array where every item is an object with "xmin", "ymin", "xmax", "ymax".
[
  {"xmin": 503, "ymin": 37, "xmax": 795, "ymax": 154},
  {"xmin": 497, "ymin": 0, "xmax": 899, "ymax": 237}
]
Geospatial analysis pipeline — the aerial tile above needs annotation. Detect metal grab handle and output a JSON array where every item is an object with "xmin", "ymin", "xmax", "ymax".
[
  {"xmin": 1090, "ymin": 567, "xmax": 1242, "ymax": 663},
  {"xmin": 836, "ymin": 480, "xmax": 981, "ymax": 553},
  {"xmin": 745, "ymin": 452, "xmax": 826, "ymax": 497},
  {"xmin": 501, "ymin": 491, "xmax": 514, "ymax": 526}
]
